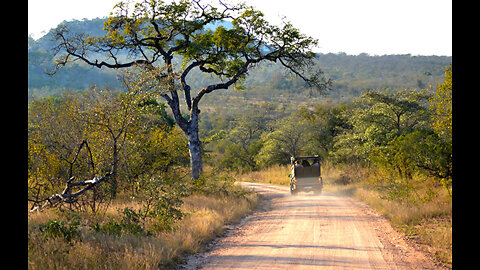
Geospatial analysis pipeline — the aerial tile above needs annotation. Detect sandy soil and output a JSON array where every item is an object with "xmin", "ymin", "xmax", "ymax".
[{"xmin": 180, "ymin": 182, "xmax": 445, "ymax": 269}]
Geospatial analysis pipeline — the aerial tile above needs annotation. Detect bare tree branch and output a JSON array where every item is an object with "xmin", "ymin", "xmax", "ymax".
[{"xmin": 29, "ymin": 172, "xmax": 113, "ymax": 213}]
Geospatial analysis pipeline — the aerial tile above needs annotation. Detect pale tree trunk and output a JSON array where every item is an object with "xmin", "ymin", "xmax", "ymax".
[
  {"xmin": 187, "ymin": 130, "xmax": 203, "ymax": 180},
  {"xmin": 187, "ymin": 109, "xmax": 203, "ymax": 180},
  {"xmin": 162, "ymin": 90, "xmax": 204, "ymax": 180}
]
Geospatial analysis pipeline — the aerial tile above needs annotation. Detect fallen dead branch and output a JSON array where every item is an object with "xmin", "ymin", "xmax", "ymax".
[{"xmin": 29, "ymin": 172, "xmax": 112, "ymax": 213}]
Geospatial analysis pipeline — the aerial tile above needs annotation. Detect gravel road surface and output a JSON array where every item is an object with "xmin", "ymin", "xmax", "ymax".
[{"xmin": 181, "ymin": 182, "xmax": 443, "ymax": 269}]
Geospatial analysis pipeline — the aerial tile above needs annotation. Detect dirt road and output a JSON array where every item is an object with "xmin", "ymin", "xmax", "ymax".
[{"xmin": 182, "ymin": 182, "xmax": 443, "ymax": 269}]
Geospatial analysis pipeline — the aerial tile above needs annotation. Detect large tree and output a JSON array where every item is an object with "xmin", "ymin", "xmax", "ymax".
[{"xmin": 50, "ymin": 0, "xmax": 330, "ymax": 179}]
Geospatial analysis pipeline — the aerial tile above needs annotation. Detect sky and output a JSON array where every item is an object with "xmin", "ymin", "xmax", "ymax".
[{"xmin": 28, "ymin": 0, "xmax": 452, "ymax": 56}]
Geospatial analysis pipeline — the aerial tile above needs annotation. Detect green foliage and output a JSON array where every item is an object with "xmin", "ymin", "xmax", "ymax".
[
  {"xmin": 337, "ymin": 87, "xmax": 452, "ymax": 195},
  {"xmin": 28, "ymin": 94, "xmax": 91, "ymax": 195},
  {"xmin": 39, "ymin": 219, "xmax": 80, "ymax": 242},
  {"xmin": 394, "ymin": 129, "xmax": 452, "ymax": 186},
  {"xmin": 430, "ymin": 65, "xmax": 452, "ymax": 139},
  {"xmin": 28, "ymin": 86, "xmax": 189, "ymax": 209},
  {"xmin": 137, "ymin": 98, "xmax": 176, "ymax": 128},
  {"xmin": 132, "ymin": 173, "xmax": 189, "ymax": 233},
  {"xmin": 370, "ymin": 134, "xmax": 417, "ymax": 181},
  {"xmin": 91, "ymin": 221, "xmax": 123, "ymax": 236},
  {"xmin": 191, "ymin": 169, "xmax": 250, "ymax": 198},
  {"xmin": 331, "ymin": 89, "xmax": 431, "ymax": 164},
  {"xmin": 90, "ymin": 208, "xmax": 145, "ymax": 236},
  {"xmin": 200, "ymin": 83, "xmax": 451, "ymax": 200},
  {"xmin": 255, "ymin": 114, "xmax": 313, "ymax": 167},
  {"xmin": 378, "ymin": 179, "xmax": 418, "ymax": 204},
  {"xmin": 146, "ymin": 190, "xmax": 186, "ymax": 233},
  {"xmin": 119, "ymin": 208, "xmax": 145, "ymax": 234}
]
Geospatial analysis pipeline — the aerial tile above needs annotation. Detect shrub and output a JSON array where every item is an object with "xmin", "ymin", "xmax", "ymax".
[
  {"xmin": 147, "ymin": 192, "xmax": 185, "ymax": 233},
  {"xmin": 39, "ymin": 219, "xmax": 80, "ymax": 242},
  {"xmin": 89, "ymin": 207, "xmax": 145, "ymax": 236}
]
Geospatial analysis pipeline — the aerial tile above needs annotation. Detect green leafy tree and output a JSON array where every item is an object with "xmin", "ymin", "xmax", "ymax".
[
  {"xmin": 50, "ymin": 0, "xmax": 330, "ymax": 179},
  {"xmin": 370, "ymin": 128, "xmax": 452, "ymax": 196},
  {"xmin": 332, "ymin": 89, "xmax": 431, "ymax": 164},
  {"xmin": 359, "ymin": 89, "xmax": 431, "ymax": 133},
  {"xmin": 404, "ymin": 129, "xmax": 451, "ymax": 191},
  {"xmin": 430, "ymin": 64, "xmax": 452, "ymax": 139},
  {"xmin": 216, "ymin": 103, "xmax": 279, "ymax": 171},
  {"xmin": 256, "ymin": 114, "xmax": 311, "ymax": 167},
  {"xmin": 297, "ymin": 103, "xmax": 349, "ymax": 158}
]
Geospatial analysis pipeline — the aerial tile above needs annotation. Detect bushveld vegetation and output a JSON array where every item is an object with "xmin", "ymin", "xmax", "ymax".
[
  {"xmin": 236, "ymin": 66, "xmax": 452, "ymax": 267},
  {"xmin": 27, "ymin": 67, "xmax": 259, "ymax": 268},
  {"xmin": 28, "ymin": 61, "xmax": 452, "ymax": 268},
  {"xmin": 28, "ymin": 167, "xmax": 258, "ymax": 269},
  {"xmin": 28, "ymin": 0, "xmax": 451, "ymax": 268}
]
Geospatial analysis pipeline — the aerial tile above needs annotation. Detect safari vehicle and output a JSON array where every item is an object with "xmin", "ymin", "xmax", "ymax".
[{"xmin": 289, "ymin": 156, "xmax": 323, "ymax": 195}]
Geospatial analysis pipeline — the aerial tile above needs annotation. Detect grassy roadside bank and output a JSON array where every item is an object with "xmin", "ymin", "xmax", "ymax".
[
  {"xmin": 240, "ymin": 164, "xmax": 452, "ymax": 268},
  {"xmin": 28, "ymin": 174, "xmax": 258, "ymax": 269}
]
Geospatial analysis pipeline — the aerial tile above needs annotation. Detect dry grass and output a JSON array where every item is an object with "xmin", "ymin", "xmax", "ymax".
[
  {"xmin": 239, "ymin": 164, "xmax": 291, "ymax": 185},
  {"xmin": 414, "ymin": 217, "xmax": 452, "ymax": 266},
  {"xmin": 28, "ymin": 190, "xmax": 258, "ymax": 269},
  {"xmin": 238, "ymin": 162, "xmax": 353, "ymax": 187}
]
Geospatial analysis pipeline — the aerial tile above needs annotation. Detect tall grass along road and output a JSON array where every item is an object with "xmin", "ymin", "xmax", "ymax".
[{"xmin": 182, "ymin": 182, "xmax": 443, "ymax": 269}]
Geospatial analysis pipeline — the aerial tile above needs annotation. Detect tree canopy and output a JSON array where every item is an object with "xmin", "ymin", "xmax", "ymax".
[{"xmin": 50, "ymin": 0, "xmax": 331, "ymax": 179}]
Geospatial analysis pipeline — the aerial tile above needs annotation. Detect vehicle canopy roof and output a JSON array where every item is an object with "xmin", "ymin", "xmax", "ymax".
[
  {"xmin": 290, "ymin": 155, "xmax": 320, "ymax": 165},
  {"xmin": 290, "ymin": 155, "xmax": 321, "ymax": 178}
]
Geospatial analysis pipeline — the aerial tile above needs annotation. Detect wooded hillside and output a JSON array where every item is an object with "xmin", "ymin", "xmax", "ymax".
[{"xmin": 28, "ymin": 18, "xmax": 451, "ymax": 104}]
